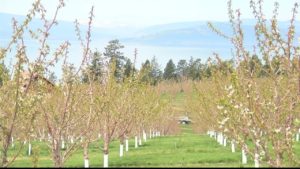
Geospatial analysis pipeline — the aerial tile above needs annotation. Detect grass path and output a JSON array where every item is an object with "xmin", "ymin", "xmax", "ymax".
[
  {"xmin": 13, "ymin": 122, "xmax": 300, "ymax": 167},
  {"xmin": 11, "ymin": 124, "xmax": 300, "ymax": 167},
  {"xmin": 10, "ymin": 124, "xmax": 253, "ymax": 167}
]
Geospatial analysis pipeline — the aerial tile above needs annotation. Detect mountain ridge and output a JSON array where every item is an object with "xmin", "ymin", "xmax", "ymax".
[{"xmin": 1, "ymin": 12, "xmax": 300, "ymax": 48}]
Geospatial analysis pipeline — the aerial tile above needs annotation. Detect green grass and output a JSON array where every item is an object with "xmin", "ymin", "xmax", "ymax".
[
  {"xmin": 7, "ymin": 92, "xmax": 300, "ymax": 167},
  {"xmin": 8, "ymin": 124, "xmax": 269, "ymax": 168}
]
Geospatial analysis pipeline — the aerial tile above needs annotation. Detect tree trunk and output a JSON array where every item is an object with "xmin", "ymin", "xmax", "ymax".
[
  {"xmin": 138, "ymin": 134, "xmax": 142, "ymax": 146},
  {"xmin": 120, "ymin": 144, "xmax": 124, "ymax": 157},
  {"xmin": 11, "ymin": 137, "xmax": 14, "ymax": 148},
  {"xmin": 242, "ymin": 148, "xmax": 247, "ymax": 164},
  {"xmin": 214, "ymin": 131, "xmax": 217, "ymax": 140},
  {"xmin": 254, "ymin": 143, "xmax": 259, "ymax": 168},
  {"xmin": 70, "ymin": 136, "xmax": 74, "ymax": 144},
  {"xmin": 231, "ymin": 140, "xmax": 235, "ymax": 153},
  {"xmin": 134, "ymin": 136, "xmax": 138, "ymax": 148},
  {"xmin": 1, "ymin": 135, "xmax": 10, "ymax": 167},
  {"xmin": 274, "ymin": 152, "xmax": 283, "ymax": 167},
  {"xmin": 254, "ymin": 153, "xmax": 259, "ymax": 168},
  {"xmin": 119, "ymin": 136, "xmax": 124, "ymax": 157},
  {"xmin": 218, "ymin": 133, "xmax": 223, "ymax": 145},
  {"xmin": 28, "ymin": 142, "xmax": 32, "ymax": 156},
  {"xmin": 103, "ymin": 140, "xmax": 109, "ymax": 168},
  {"xmin": 125, "ymin": 139, "xmax": 129, "ymax": 152},
  {"xmin": 83, "ymin": 142, "xmax": 89, "ymax": 168},
  {"xmin": 61, "ymin": 140, "xmax": 65, "ymax": 149},
  {"xmin": 143, "ymin": 130, "xmax": 147, "ymax": 142},
  {"xmin": 103, "ymin": 153, "xmax": 108, "ymax": 168},
  {"xmin": 53, "ymin": 148, "xmax": 63, "ymax": 168},
  {"xmin": 84, "ymin": 159, "xmax": 89, "ymax": 168},
  {"xmin": 52, "ymin": 140, "xmax": 63, "ymax": 168},
  {"xmin": 1, "ymin": 145, "xmax": 8, "ymax": 167}
]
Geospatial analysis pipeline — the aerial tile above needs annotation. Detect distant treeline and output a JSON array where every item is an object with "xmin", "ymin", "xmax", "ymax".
[
  {"xmin": 1, "ymin": 38, "xmax": 297, "ymax": 87},
  {"xmin": 80, "ymin": 39, "xmax": 299, "ymax": 86}
]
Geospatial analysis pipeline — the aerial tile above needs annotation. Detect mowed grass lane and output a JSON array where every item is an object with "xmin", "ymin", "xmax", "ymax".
[{"xmin": 10, "ymin": 124, "xmax": 256, "ymax": 167}]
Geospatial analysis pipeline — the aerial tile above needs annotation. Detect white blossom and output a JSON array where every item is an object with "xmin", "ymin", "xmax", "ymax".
[
  {"xmin": 274, "ymin": 128, "xmax": 281, "ymax": 133},
  {"xmin": 217, "ymin": 105, "xmax": 224, "ymax": 110},
  {"xmin": 227, "ymin": 89, "xmax": 234, "ymax": 97},
  {"xmin": 225, "ymin": 85, "xmax": 233, "ymax": 91},
  {"xmin": 247, "ymin": 83, "xmax": 252, "ymax": 88}
]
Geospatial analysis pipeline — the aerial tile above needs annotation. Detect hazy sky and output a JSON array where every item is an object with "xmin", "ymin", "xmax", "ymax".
[{"xmin": 0, "ymin": 0, "xmax": 299, "ymax": 27}]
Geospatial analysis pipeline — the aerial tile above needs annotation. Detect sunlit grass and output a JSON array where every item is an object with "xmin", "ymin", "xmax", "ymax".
[
  {"xmin": 8, "ymin": 124, "xmax": 268, "ymax": 168},
  {"xmin": 7, "ymin": 91, "xmax": 300, "ymax": 167}
]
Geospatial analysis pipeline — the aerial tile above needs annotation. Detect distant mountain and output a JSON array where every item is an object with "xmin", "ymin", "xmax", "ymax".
[
  {"xmin": 123, "ymin": 21, "xmax": 234, "ymax": 47},
  {"xmin": 0, "ymin": 12, "xmax": 138, "ymax": 42},
  {"xmin": 122, "ymin": 20, "xmax": 300, "ymax": 48},
  {"xmin": 1, "ymin": 12, "xmax": 300, "ymax": 49},
  {"xmin": 2, "ymin": 12, "xmax": 300, "ymax": 77}
]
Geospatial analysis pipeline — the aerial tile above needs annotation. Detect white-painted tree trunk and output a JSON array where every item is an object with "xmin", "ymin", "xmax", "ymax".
[
  {"xmin": 125, "ymin": 139, "xmax": 129, "ymax": 152},
  {"xmin": 242, "ymin": 148, "xmax": 247, "ymax": 164},
  {"xmin": 135, "ymin": 136, "xmax": 138, "ymax": 148},
  {"xmin": 149, "ymin": 130, "xmax": 152, "ymax": 139},
  {"xmin": 11, "ymin": 137, "xmax": 14, "ymax": 148},
  {"xmin": 138, "ymin": 137, "xmax": 142, "ymax": 146},
  {"xmin": 103, "ymin": 154, "xmax": 108, "ymax": 168},
  {"xmin": 143, "ymin": 130, "xmax": 147, "ymax": 142},
  {"xmin": 217, "ymin": 133, "xmax": 223, "ymax": 145},
  {"xmin": 83, "ymin": 142, "xmax": 89, "ymax": 168},
  {"xmin": 296, "ymin": 133, "xmax": 299, "ymax": 142},
  {"xmin": 84, "ymin": 159, "xmax": 89, "ymax": 168},
  {"xmin": 120, "ymin": 144, "xmax": 124, "ymax": 157},
  {"xmin": 223, "ymin": 137, "xmax": 227, "ymax": 147},
  {"xmin": 231, "ymin": 140, "xmax": 236, "ymax": 153},
  {"xmin": 28, "ymin": 143, "xmax": 32, "ymax": 156},
  {"xmin": 220, "ymin": 133, "xmax": 223, "ymax": 145},
  {"xmin": 48, "ymin": 134, "xmax": 51, "ymax": 142},
  {"xmin": 254, "ymin": 153, "xmax": 259, "ymax": 168},
  {"xmin": 61, "ymin": 140, "xmax": 65, "ymax": 149},
  {"xmin": 71, "ymin": 137, "xmax": 74, "ymax": 144}
]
